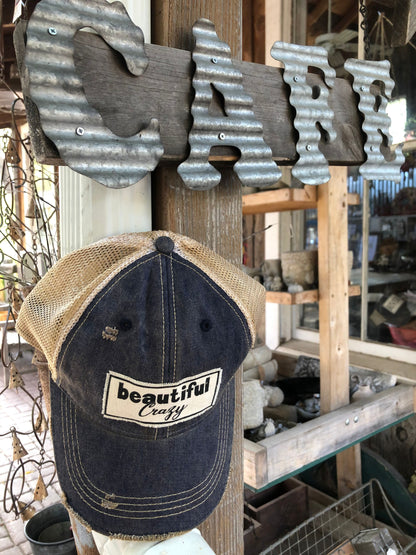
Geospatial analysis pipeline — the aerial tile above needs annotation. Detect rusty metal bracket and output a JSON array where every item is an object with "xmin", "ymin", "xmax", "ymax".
[
  {"xmin": 23, "ymin": 0, "xmax": 163, "ymax": 188},
  {"xmin": 344, "ymin": 58, "xmax": 404, "ymax": 182},
  {"xmin": 270, "ymin": 42, "xmax": 337, "ymax": 186},
  {"xmin": 178, "ymin": 18, "xmax": 281, "ymax": 191}
]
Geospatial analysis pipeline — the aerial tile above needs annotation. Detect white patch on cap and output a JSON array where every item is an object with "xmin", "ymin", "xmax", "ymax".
[{"xmin": 102, "ymin": 369, "xmax": 223, "ymax": 427}]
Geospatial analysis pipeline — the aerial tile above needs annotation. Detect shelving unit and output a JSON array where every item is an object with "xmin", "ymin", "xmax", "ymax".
[
  {"xmin": 242, "ymin": 185, "xmax": 360, "ymax": 215},
  {"xmin": 243, "ymin": 169, "xmax": 416, "ymax": 493},
  {"xmin": 266, "ymin": 285, "xmax": 361, "ymax": 305}
]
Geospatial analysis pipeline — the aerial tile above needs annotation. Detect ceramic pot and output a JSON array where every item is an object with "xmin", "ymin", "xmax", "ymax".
[{"xmin": 352, "ymin": 384, "xmax": 375, "ymax": 401}]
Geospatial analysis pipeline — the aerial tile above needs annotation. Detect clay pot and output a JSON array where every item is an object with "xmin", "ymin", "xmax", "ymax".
[
  {"xmin": 351, "ymin": 383, "xmax": 375, "ymax": 401},
  {"xmin": 281, "ymin": 250, "xmax": 318, "ymax": 289}
]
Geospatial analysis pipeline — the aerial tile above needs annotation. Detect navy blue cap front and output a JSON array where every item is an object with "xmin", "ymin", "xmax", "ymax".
[{"xmin": 49, "ymin": 235, "xmax": 252, "ymax": 539}]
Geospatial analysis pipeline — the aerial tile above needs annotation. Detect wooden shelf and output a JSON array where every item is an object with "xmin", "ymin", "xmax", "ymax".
[
  {"xmin": 266, "ymin": 284, "xmax": 360, "ymax": 305},
  {"xmin": 243, "ymin": 186, "xmax": 316, "ymax": 214},
  {"xmin": 275, "ymin": 339, "xmax": 416, "ymax": 386},
  {"xmin": 243, "ymin": 169, "xmax": 414, "ymax": 497},
  {"xmin": 242, "ymin": 187, "xmax": 360, "ymax": 215},
  {"xmin": 244, "ymin": 384, "xmax": 416, "ymax": 490}
]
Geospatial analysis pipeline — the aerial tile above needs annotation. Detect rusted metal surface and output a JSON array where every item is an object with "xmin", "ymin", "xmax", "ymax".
[
  {"xmin": 69, "ymin": 513, "xmax": 100, "ymax": 555},
  {"xmin": 344, "ymin": 58, "xmax": 404, "ymax": 182},
  {"xmin": 271, "ymin": 41, "xmax": 337, "ymax": 186},
  {"xmin": 23, "ymin": 0, "xmax": 163, "ymax": 188},
  {"xmin": 177, "ymin": 18, "xmax": 281, "ymax": 191}
]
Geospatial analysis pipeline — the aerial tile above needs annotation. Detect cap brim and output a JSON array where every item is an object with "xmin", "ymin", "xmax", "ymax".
[{"xmin": 50, "ymin": 376, "xmax": 234, "ymax": 539}]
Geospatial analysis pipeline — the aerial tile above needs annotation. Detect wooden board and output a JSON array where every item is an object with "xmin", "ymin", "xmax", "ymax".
[
  {"xmin": 392, "ymin": 0, "xmax": 416, "ymax": 46},
  {"xmin": 150, "ymin": 2, "xmax": 244, "ymax": 553},
  {"xmin": 277, "ymin": 339, "xmax": 416, "ymax": 386},
  {"xmin": 243, "ymin": 186, "xmax": 317, "ymax": 214},
  {"xmin": 317, "ymin": 167, "xmax": 361, "ymax": 497},
  {"xmin": 317, "ymin": 167, "xmax": 350, "ymax": 414},
  {"xmin": 243, "ymin": 384, "xmax": 416, "ymax": 490},
  {"xmin": 242, "ymin": 188, "xmax": 360, "ymax": 214},
  {"xmin": 15, "ymin": 25, "xmax": 367, "ymax": 167},
  {"xmin": 265, "ymin": 285, "xmax": 360, "ymax": 305}
]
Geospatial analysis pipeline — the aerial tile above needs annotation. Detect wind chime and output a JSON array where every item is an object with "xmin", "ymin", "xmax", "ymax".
[
  {"xmin": 0, "ymin": 129, "xmax": 57, "ymax": 522},
  {"xmin": 1, "ymin": 356, "xmax": 56, "ymax": 521},
  {"xmin": 2, "ymin": 359, "xmax": 56, "ymax": 521}
]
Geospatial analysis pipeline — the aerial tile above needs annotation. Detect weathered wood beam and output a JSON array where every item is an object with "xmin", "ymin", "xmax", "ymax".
[
  {"xmin": 0, "ymin": 112, "xmax": 25, "ymax": 128},
  {"xmin": 318, "ymin": 167, "xmax": 350, "ymax": 416},
  {"xmin": 333, "ymin": 6, "xmax": 360, "ymax": 33},
  {"xmin": 15, "ymin": 24, "xmax": 366, "ymax": 168},
  {"xmin": 244, "ymin": 384, "xmax": 415, "ymax": 490},
  {"xmin": 391, "ymin": 0, "xmax": 416, "ymax": 46},
  {"xmin": 243, "ymin": 186, "xmax": 317, "ymax": 213},
  {"xmin": 317, "ymin": 166, "xmax": 361, "ymax": 498},
  {"xmin": 151, "ymin": 0, "xmax": 244, "ymax": 552},
  {"xmin": 307, "ymin": 0, "xmax": 329, "ymax": 28}
]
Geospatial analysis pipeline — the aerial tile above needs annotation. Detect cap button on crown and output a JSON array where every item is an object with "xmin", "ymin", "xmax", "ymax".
[{"xmin": 155, "ymin": 236, "xmax": 175, "ymax": 254}]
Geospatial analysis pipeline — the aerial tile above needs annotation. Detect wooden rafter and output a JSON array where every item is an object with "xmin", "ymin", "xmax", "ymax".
[{"xmin": 391, "ymin": 0, "xmax": 416, "ymax": 45}]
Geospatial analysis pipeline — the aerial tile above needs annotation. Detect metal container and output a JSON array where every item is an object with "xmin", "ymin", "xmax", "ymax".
[{"xmin": 24, "ymin": 503, "xmax": 77, "ymax": 555}]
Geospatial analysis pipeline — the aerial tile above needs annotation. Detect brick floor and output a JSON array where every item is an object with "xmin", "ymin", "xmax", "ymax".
[{"xmin": 0, "ymin": 364, "xmax": 61, "ymax": 554}]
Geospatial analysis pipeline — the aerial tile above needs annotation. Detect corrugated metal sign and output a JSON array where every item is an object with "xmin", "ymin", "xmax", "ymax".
[
  {"xmin": 271, "ymin": 41, "xmax": 337, "ymax": 186},
  {"xmin": 24, "ymin": 0, "xmax": 163, "ymax": 188},
  {"xmin": 344, "ymin": 58, "xmax": 404, "ymax": 182},
  {"xmin": 177, "ymin": 18, "xmax": 281, "ymax": 191}
]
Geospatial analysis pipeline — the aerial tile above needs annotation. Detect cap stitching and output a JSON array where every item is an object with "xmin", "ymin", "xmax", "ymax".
[
  {"xmin": 159, "ymin": 255, "xmax": 165, "ymax": 386},
  {"xmin": 155, "ymin": 256, "xmax": 165, "ymax": 442},
  {"xmin": 57, "ymin": 252, "xmax": 243, "ymax": 439},
  {"xmin": 68, "ymin": 389, "xmax": 228, "ymax": 507},
  {"xmin": 60, "ymin": 383, "xmax": 229, "ymax": 507},
  {"xmin": 50, "ymin": 247, "xmax": 161, "ymax": 376},
  {"xmin": 173, "ymin": 256, "xmax": 251, "ymax": 350},
  {"xmin": 17, "ymin": 231, "xmax": 263, "ymax": 378},
  {"xmin": 57, "ymin": 254, "xmax": 160, "ymax": 378},
  {"xmin": 58, "ymin": 386, "xmax": 231, "ymax": 517},
  {"xmin": 170, "ymin": 255, "xmax": 177, "ymax": 383}
]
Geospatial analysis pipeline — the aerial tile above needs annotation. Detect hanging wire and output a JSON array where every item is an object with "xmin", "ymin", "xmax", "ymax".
[
  {"xmin": 327, "ymin": 0, "xmax": 332, "ymax": 34},
  {"xmin": 0, "ymin": 91, "xmax": 58, "ymax": 520},
  {"xmin": 359, "ymin": 0, "xmax": 370, "ymax": 60}
]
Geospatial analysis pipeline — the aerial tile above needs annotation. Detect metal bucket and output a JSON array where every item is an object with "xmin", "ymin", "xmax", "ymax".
[{"xmin": 24, "ymin": 503, "xmax": 77, "ymax": 555}]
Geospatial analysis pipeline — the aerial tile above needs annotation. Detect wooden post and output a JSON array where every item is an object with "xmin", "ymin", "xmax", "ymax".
[
  {"xmin": 317, "ymin": 166, "xmax": 362, "ymax": 497},
  {"xmin": 151, "ymin": 1, "xmax": 243, "ymax": 552}
]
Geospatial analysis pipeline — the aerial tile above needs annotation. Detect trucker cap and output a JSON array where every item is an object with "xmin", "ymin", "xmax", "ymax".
[{"xmin": 16, "ymin": 231, "xmax": 264, "ymax": 540}]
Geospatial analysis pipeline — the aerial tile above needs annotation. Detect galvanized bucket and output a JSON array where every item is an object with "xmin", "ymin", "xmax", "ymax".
[{"xmin": 24, "ymin": 503, "xmax": 77, "ymax": 555}]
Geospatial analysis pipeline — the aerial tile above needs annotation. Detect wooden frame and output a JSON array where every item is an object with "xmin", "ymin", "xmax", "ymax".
[
  {"xmin": 265, "ymin": 285, "xmax": 360, "ymax": 305},
  {"xmin": 244, "ymin": 384, "xmax": 416, "ymax": 490},
  {"xmin": 243, "ymin": 187, "xmax": 360, "ymax": 214},
  {"xmin": 242, "ymin": 165, "xmax": 416, "ymax": 498}
]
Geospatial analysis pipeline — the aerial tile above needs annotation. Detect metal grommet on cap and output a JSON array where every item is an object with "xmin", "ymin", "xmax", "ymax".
[{"xmin": 155, "ymin": 236, "xmax": 174, "ymax": 254}]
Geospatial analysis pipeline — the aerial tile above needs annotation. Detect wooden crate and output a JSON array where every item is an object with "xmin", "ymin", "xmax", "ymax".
[{"xmin": 244, "ymin": 478, "xmax": 308, "ymax": 555}]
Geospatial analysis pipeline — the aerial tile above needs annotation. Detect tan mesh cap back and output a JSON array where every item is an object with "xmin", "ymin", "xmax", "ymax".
[{"xmin": 16, "ymin": 230, "xmax": 265, "ymax": 379}]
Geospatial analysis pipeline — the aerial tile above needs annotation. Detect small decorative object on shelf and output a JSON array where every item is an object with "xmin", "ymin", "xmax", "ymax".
[
  {"xmin": 351, "ymin": 377, "xmax": 376, "ymax": 402},
  {"xmin": 281, "ymin": 250, "xmax": 318, "ymax": 291},
  {"xmin": 261, "ymin": 259, "xmax": 283, "ymax": 292}
]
